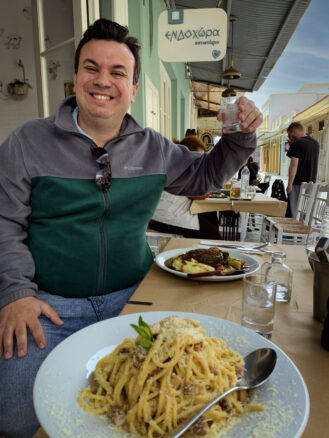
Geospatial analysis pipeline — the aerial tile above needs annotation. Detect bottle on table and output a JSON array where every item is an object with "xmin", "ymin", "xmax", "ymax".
[
  {"xmin": 315, "ymin": 206, "xmax": 329, "ymax": 263},
  {"xmin": 240, "ymin": 165, "xmax": 250, "ymax": 198},
  {"xmin": 261, "ymin": 251, "xmax": 293, "ymax": 302}
]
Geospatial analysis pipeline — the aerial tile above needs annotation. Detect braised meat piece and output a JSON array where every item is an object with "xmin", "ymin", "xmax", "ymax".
[
  {"xmin": 107, "ymin": 407, "xmax": 126, "ymax": 426},
  {"xmin": 182, "ymin": 248, "xmax": 228, "ymax": 269},
  {"xmin": 187, "ymin": 416, "xmax": 212, "ymax": 435}
]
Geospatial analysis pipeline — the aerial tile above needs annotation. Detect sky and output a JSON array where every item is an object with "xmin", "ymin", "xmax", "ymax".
[{"xmin": 245, "ymin": 0, "xmax": 329, "ymax": 110}]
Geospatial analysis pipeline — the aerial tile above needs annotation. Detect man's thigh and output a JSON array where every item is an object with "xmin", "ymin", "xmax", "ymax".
[
  {"xmin": 0, "ymin": 294, "xmax": 97, "ymax": 438},
  {"xmin": 0, "ymin": 284, "xmax": 139, "ymax": 438}
]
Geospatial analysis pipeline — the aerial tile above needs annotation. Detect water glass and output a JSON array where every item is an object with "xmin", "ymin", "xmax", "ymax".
[
  {"xmin": 241, "ymin": 273, "xmax": 277, "ymax": 338},
  {"xmin": 220, "ymin": 96, "xmax": 242, "ymax": 134},
  {"xmin": 246, "ymin": 185, "xmax": 257, "ymax": 200},
  {"xmin": 305, "ymin": 225, "xmax": 321, "ymax": 256}
]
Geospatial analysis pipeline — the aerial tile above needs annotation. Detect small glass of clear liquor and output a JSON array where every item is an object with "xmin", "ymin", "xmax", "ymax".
[
  {"xmin": 261, "ymin": 251, "xmax": 293, "ymax": 302},
  {"xmin": 220, "ymin": 96, "xmax": 242, "ymax": 134}
]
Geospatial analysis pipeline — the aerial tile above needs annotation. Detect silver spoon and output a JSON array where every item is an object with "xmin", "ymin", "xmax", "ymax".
[{"xmin": 162, "ymin": 347, "xmax": 277, "ymax": 438}]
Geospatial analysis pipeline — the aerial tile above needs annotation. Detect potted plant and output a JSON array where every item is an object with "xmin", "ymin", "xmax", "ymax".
[
  {"xmin": 7, "ymin": 78, "xmax": 32, "ymax": 95},
  {"xmin": 7, "ymin": 59, "xmax": 32, "ymax": 96}
]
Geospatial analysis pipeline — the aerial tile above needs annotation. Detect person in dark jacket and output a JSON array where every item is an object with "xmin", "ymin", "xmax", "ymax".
[{"xmin": 238, "ymin": 156, "xmax": 259, "ymax": 185}]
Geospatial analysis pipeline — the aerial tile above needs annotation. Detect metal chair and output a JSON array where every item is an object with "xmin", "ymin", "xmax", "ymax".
[{"xmin": 270, "ymin": 183, "xmax": 329, "ymax": 244}]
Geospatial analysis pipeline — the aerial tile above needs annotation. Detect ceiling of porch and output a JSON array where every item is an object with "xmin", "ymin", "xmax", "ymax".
[{"xmin": 163, "ymin": 0, "xmax": 311, "ymax": 114}]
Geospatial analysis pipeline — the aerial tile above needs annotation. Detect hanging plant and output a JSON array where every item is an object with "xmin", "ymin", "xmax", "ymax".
[
  {"xmin": 7, "ymin": 78, "xmax": 32, "ymax": 95},
  {"xmin": 7, "ymin": 59, "xmax": 32, "ymax": 96}
]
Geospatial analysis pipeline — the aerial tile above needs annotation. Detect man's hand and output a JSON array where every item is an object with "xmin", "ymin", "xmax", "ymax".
[
  {"xmin": 0, "ymin": 296, "xmax": 63, "ymax": 360},
  {"xmin": 286, "ymin": 184, "xmax": 293, "ymax": 195},
  {"xmin": 217, "ymin": 96, "xmax": 263, "ymax": 133}
]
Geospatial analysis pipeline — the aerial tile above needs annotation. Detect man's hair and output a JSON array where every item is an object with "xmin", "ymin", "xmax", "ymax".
[
  {"xmin": 185, "ymin": 128, "xmax": 197, "ymax": 136},
  {"xmin": 180, "ymin": 135, "xmax": 206, "ymax": 152},
  {"xmin": 74, "ymin": 18, "xmax": 141, "ymax": 85},
  {"xmin": 287, "ymin": 122, "xmax": 304, "ymax": 133}
]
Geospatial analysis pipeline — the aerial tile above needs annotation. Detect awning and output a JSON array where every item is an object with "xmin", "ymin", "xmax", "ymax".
[{"xmin": 164, "ymin": 0, "xmax": 311, "ymax": 113}]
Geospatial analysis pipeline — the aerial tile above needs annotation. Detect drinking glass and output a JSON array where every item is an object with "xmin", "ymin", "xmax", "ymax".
[
  {"xmin": 230, "ymin": 179, "xmax": 241, "ymax": 198},
  {"xmin": 246, "ymin": 185, "xmax": 257, "ymax": 200},
  {"xmin": 305, "ymin": 225, "xmax": 321, "ymax": 257},
  {"xmin": 241, "ymin": 273, "xmax": 277, "ymax": 338},
  {"xmin": 220, "ymin": 96, "xmax": 242, "ymax": 134}
]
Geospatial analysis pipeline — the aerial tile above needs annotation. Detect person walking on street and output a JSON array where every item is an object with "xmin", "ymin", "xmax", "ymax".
[{"xmin": 286, "ymin": 122, "xmax": 319, "ymax": 217}]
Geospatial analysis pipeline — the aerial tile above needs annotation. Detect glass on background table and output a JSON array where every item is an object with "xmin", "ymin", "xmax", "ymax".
[
  {"xmin": 230, "ymin": 178, "xmax": 241, "ymax": 198},
  {"xmin": 305, "ymin": 225, "xmax": 322, "ymax": 256},
  {"xmin": 246, "ymin": 185, "xmax": 257, "ymax": 199}
]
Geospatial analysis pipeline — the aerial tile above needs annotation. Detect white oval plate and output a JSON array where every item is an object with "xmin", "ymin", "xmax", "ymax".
[
  {"xmin": 155, "ymin": 247, "xmax": 260, "ymax": 281},
  {"xmin": 33, "ymin": 311, "xmax": 309, "ymax": 438}
]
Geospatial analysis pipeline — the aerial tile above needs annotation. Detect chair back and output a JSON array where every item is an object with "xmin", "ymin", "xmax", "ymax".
[
  {"xmin": 295, "ymin": 182, "xmax": 317, "ymax": 223},
  {"xmin": 309, "ymin": 183, "xmax": 329, "ymax": 227}
]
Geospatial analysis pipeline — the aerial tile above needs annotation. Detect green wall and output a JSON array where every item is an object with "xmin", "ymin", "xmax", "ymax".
[{"xmin": 101, "ymin": 0, "xmax": 191, "ymax": 139}]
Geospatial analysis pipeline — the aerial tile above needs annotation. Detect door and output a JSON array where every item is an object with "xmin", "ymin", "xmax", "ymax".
[
  {"xmin": 145, "ymin": 74, "xmax": 159, "ymax": 130},
  {"xmin": 180, "ymin": 94, "xmax": 185, "ymax": 138},
  {"xmin": 159, "ymin": 62, "xmax": 171, "ymax": 139},
  {"xmin": 32, "ymin": 0, "xmax": 100, "ymax": 117}
]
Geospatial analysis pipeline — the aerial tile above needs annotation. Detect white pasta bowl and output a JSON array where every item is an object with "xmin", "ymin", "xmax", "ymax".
[{"xmin": 33, "ymin": 311, "xmax": 309, "ymax": 438}]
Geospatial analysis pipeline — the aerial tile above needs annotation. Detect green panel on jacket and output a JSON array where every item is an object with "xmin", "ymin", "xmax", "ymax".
[{"xmin": 28, "ymin": 175, "xmax": 166, "ymax": 297}]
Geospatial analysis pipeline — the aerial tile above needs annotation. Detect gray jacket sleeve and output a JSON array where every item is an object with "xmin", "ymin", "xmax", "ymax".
[
  {"xmin": 161, "ymin": 132, "xmax": 257, "ymax": 195},
  {"xmin": 0, "ymin": 132, "xmax": 38, "ymax": 309}
]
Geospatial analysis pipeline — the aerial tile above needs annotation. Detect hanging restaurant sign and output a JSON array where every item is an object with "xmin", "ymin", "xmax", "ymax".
[{"xmin": 158, "ymin": 8, "xmax": 227, "ymax": 62}]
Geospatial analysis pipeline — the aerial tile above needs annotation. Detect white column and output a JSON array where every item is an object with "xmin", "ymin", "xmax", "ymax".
[{"xmin": 112, "ymin": 0, "xmax": 129, "ymax": 26}]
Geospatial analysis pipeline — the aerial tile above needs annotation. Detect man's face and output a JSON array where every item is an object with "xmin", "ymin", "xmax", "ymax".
[
  {"xmin": 74, "ymin": 39, "xmax": 138, "ymax": 128},
  {"xmin": 288, "ymin": 128, "xmax": 304, "ymax": 143}
]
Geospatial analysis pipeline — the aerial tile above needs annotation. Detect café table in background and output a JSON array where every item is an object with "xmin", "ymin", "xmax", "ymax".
[
  {"xmin": 34, "ymin": 238, "xmax": 328, "ymax": 438},
  {"xmin": 190, "ymin": 193, "xmax": 287, "ymax": 241}
]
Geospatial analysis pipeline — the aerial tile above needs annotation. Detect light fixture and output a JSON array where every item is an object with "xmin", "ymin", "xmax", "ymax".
[
  {"xmin": 185, "ymin": 63, "xmax": 191, "ymax": 79},
  {"xmin": 221, "ymin": 81, "xmax": 237, "ymax": 97},
  {"xmin": 222, "ymin": 17, "xmax": 241, "ymax": 80}
]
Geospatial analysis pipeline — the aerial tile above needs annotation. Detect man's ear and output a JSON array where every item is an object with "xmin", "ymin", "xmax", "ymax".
[
  {"xmin": 131, "ymin": 83, "xmax": 139, "ymax": 104},
  {"xmin": 73, "ymin": 73, "xmax": 77, "ymax": 93}
]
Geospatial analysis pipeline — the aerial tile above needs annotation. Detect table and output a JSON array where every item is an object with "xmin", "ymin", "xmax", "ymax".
[
  {"xmin": 35, "ymin": 238, "xmax": 329, "ymax": 438},
  {"xmin": 122, "ymin": 239, "xmax": 328, "ymax": 438},
  {"xmin": 190, "ymin": 194, "xmax": 287, "ymax": 241}
]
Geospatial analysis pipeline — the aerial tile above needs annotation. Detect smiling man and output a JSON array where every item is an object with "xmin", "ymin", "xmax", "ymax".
[
  {"xmin": 74, "ymin": 38, "xmax": 138, "ymax": 142},
  {"xmin": 0, "ymin": 19, "xmax": 262, "ymax": 437}
]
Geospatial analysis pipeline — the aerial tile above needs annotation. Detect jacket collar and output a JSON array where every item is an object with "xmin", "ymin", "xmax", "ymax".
[{"xmin": 54, "ymin": 96, "xmax": 144, "ymax": 138}]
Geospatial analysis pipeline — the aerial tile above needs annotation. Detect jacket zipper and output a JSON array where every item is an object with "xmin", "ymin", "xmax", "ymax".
[{"xmin": 97, "ymin": 192, "xmax": 110, "ymax": 295}]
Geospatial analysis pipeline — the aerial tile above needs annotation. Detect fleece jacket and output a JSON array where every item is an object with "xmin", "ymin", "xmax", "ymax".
[{"xmin": 0, "ymin": 96, "xmax": 256, "ymax": 307}]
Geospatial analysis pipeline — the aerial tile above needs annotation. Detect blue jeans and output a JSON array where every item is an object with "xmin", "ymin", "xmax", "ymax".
[{"xmin": 0, "ymin": 283, "xmax": 139, "ymax": 438}]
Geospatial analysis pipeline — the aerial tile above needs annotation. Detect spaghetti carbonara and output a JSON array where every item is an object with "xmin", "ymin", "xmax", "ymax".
[{"xmin": 78, "ymin": 316, "xmax": 263, "ymax": 437}]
